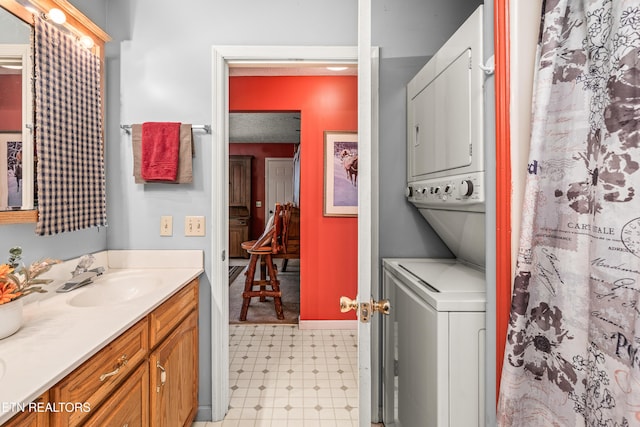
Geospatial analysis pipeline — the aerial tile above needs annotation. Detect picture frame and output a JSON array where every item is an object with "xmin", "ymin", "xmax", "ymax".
[
  {"xmin": 0, "ymin": 132, "xmax": 23, "ymax": 209},
  {"xmin": 324, "ymin": 131, "xmax": 358, "ymax": 217}
]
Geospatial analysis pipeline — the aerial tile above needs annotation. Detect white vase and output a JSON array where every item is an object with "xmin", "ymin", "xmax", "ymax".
[{"xmin": 0, "ymin": 298, "xmax": 23, "ymax": 339}]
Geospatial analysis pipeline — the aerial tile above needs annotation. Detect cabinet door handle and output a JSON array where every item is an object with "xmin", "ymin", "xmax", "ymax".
[
  {"xmin": 156, "ymin": 361, "xmax": 167, "ymax": 392},
  {"xmin": 99, "ymin": 354, "xmax": 128, "ymax": 382}
]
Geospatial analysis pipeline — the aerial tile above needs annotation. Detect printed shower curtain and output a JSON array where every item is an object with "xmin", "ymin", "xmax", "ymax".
[{"xmin": 498, "ymin": 0, "xmax": 640, "ymax": 425}]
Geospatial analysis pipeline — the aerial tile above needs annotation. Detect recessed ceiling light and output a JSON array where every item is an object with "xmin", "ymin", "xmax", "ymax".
[{"xmin": 1, "ymin": 65, "xmax": 23, "ymax": 70}]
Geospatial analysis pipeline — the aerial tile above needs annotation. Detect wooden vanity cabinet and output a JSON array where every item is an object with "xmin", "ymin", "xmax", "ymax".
[
  {"xmin": 50, "ymin": 319, "xmax": 149, "ymax": 427},
  {"xmin": 82, "ymin": 363, "xmax": 149, "ymax": 427},
  {"xmin": 149, "ymin": 279, "xmax": 199, "ymax": 427},
  {"xmin": 150, "ymin": 311, "xmax": 198, "ymax": 427},
  {"xmin": 4, "ymin": 278, "xmax": 199, "ymax": 427},
  {"xmin": 3, "ymin": 392, "xmax": 49, "ymax": 427}
]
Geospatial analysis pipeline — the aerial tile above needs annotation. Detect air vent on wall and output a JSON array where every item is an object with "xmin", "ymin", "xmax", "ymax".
[{"xmin": 229, "ymin": 112, "xmax": 301, "ymax": 143}]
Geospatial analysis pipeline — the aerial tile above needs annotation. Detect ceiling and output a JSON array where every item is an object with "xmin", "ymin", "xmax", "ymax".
[{"xmin": 230, "ymin": 112, "xmax": 300, "ymax": 143}]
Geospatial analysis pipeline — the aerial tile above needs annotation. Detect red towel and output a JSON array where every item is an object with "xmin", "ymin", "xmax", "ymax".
[{"xmin": 141, "ymin": 122, "xmax": 181, "ymax": 181}]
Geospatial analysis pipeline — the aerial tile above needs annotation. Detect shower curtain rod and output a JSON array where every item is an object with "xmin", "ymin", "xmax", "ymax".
[{"xmin": 120, "ymin": 124, "xmax": 211, "ymax": 135}]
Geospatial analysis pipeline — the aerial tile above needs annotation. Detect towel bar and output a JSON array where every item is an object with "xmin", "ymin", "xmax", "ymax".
[{"xmin": 120, "ymin": 124, "xmax": 211, "ymax": 135}]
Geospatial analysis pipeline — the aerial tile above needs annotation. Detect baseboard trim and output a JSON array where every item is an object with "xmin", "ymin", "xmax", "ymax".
[
  {"xmin": 298, "ymin": 319, "xmax": 358, "ymax": 330},
  {"xmin": 195, "ymin": 406, "xmax": 213, "ymax": 422}
]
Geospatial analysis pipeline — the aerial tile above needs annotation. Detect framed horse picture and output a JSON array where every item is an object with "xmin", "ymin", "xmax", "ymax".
[{"xmin": 324, "ymin": 131, "xmax": 358, "ymax": 217}]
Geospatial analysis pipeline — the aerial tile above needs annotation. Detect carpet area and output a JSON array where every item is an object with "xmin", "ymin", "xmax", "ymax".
[
  {"xmin": 228, "ymin": 260, "xmax": 300, "ymax": 324},
  {"xmin": 228, "ymin": 265, "xmax": 244, "ymax": 284}
]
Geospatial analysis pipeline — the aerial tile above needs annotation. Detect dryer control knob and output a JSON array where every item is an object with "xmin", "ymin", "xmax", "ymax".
[
  {"xmin": 406, "ymin": 186, "xmax": 413, "ymax": 198},
  {"xmin": 459, "ymin": 180, "xmax": 474, "ymax": 197}
]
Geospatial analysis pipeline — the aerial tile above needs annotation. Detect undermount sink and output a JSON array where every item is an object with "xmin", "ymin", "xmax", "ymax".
[{"xmin": 67, "ymin": 271, "xmax": 161, "ymax": 308}]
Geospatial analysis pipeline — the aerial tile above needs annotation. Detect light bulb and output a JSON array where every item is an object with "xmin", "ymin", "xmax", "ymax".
[
  {"xmin": 327, "ymin": 66, "xmax": 348, "ymax": 72},
  {"xmin": 79, "ymin": 35, "xmax": 94, "ymax": 49},
  {"xmin": 48, "ymin": 8, "xmax": 66, "ymax": 25}
]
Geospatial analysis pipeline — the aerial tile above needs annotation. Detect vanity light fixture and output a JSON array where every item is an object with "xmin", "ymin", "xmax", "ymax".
[
  {"xmin": 40, "ymin": 7, "xmax": 96, "ymax": 50},
  {"xmin": 47, "ymin": 7, "xmax": 66, "ymax": 25},
  {"xmin": 79, "ymin": 35, "xmax": 94, "ymax": 49}
]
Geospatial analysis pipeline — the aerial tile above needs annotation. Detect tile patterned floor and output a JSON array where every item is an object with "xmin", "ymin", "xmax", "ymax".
[{"xmin": 194, "ymin": 324, "xmax": 359, "ymax": 427}]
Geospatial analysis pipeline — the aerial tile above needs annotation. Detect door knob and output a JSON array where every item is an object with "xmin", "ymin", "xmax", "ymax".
[
  {"xmin": 372, "ymin": 299, "xmax": 390, "ymax": 315},
  {"xmin": 340, "ymin": 296, "xmax": 358, "ymax": 313},
  {"xmin": 339, "ymin": 296, "xmax": 391, "ymax": 323}
]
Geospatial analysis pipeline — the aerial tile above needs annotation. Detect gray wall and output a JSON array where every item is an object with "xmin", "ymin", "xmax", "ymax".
[
  {"xmin": 103, "ymin": 0, "xmax": 359, "ymax": 421},
  {"xmin": 1, "ymin": 0, "xmax": 489, "ymax": 421},
  {"xmin": 374, "ymin": 0, "xmax": 484, "ymax": 259}
]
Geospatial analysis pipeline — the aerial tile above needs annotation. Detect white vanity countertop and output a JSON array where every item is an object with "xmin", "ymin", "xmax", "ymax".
[{"xmin": 0, "ymin": 250, "xmax": 204, "ymax": 425}]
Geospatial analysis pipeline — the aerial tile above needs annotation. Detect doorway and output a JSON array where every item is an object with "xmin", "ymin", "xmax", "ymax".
[
  {"xmin": 228, "ymin": 141, "xmax": 300, "ymax": 324},
  {"xmin": 211, "ymin": 45, "xmax": 378, "ymax": 425}
]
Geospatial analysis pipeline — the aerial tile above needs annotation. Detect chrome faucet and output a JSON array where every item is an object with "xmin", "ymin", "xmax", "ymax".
[
  {"xmin": 71, "ymin": 254, "xmax": 95, "ymax": 277},
  {"xmin": 57, "ymin": 254, "xmax": 105, "ymax": 293}
]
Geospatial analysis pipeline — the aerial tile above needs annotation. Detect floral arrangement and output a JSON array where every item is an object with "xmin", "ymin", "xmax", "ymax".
[{"xmin": 0, "ymin": 247, "xmax": 61, "ymax": 305}]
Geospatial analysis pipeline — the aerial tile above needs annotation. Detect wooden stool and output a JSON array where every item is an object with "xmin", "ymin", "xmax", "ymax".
[{"xmin": 239, "ymin": 204, "xmax": 286, "ymax": 321}]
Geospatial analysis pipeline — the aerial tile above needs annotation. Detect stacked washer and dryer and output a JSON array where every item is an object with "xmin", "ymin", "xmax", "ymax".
[{"xmin": 382, "ymin": 6, "xmax": 487, "ymax": 427}]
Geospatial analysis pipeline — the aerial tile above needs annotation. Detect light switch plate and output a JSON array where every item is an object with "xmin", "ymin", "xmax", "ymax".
[
  {"xmin": 160, "ymin": 216, "xmax": 172, "ymax": 236},
  {"xmin": 185, "ymin": 216, "xmax": 206, "ymax": 236}
]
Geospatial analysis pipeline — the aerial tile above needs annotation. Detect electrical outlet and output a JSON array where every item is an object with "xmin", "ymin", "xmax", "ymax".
[
  {"xmin": 185, "ymin": 216, "xmax": 206, "ymax": 236},
  {"xmin": 256, "ymin": 201, "xmax": 262, "ymax": 208},
  {"xmin": 160, "ymin": 216, "xmax": 173, "ymax": 236}
]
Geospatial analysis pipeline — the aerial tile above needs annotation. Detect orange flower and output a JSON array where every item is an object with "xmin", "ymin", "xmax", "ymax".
[
  {"xmin": 0, "ymin": 281, "xmax": 20, "ymax": 304},
  {"xmin": 0, "ymin": 263, "xmax": 13, "ymax": 280}
]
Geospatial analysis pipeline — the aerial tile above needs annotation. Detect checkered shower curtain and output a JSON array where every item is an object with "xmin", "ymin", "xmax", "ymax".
[{"xmin": 34, "ymin": 16, "xmax": 106, "ymax": 235}]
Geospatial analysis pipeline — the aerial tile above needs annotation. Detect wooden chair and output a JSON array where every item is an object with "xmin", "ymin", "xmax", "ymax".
[
  {"xmin": 239, "ymin": 203, "xmax": 287, "ymax": 321},
  {"xmin": 273, "ymin": 204, "xmax": 299, "ymax": 271}
]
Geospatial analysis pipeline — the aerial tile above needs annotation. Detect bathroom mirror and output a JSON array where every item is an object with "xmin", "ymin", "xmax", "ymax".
[
  {"xmin": 0, "ymin": 4, "xmax": 34, "ymax": 218},
  {"xmin": 0, "ymin": 0, "xmax": 110, "ymax": 226}
]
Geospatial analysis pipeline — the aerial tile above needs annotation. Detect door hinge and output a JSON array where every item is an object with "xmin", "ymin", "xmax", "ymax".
[{"xmin": 394, "ymin": 359, "xmax": 399, "ymax": 377}]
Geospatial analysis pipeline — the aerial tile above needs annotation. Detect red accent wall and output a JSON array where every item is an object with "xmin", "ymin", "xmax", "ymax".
[
  {"xmin": 495, "ymin": 0, "xmax": 511, "ymax": 401},
  {"xmin": 230, "ymin": 76, "xmax": 358, "ymax": 321},
  {"xmin": 0, "ymin": 75, "xmax": 22, "ymax": 131},
  {"xmin": 230, "ymin": 143, "xmax": 296, "ymax": 239}
]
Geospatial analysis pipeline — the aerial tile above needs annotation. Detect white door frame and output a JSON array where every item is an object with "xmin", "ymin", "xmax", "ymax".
[{"xmin": 211, "ymin": 44, "xmax": 379, "ymax": 424}]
